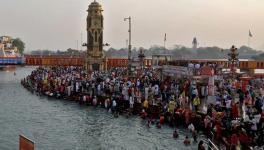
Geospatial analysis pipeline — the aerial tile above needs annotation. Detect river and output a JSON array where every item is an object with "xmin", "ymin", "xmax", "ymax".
[{"xmin": 0, "ymin": 67, "xmax": 199, "ymax": 150}]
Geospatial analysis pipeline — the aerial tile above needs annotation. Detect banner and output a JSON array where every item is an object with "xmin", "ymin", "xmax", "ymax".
[
  {"xmin": 162, "ymin": 65, "xmax": 192, "ymax": 76},
  {"xmin": 19, "ymin": 135, "xmax": 34, "ymax": 150}
]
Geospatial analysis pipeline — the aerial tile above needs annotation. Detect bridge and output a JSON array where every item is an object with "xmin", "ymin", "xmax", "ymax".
[
  {"xmin": 0, "ymin": 57, "xmax": 24, "ymax": 65},
  {"xmin": 23, "ymin": 55, "xmax": 152, "ymax": 69},
  {"xmin": 24, "ymin": 55, "xmax": 84, "ymax": 66},
  {"xmin": 1, "ymin": 56, "xmax": 264, "ymax": 75}
]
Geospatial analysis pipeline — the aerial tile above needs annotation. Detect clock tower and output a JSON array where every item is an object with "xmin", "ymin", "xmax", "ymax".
[{"xmin": 86, "ymin": 0, "xmax": 106, "ymax": 71}]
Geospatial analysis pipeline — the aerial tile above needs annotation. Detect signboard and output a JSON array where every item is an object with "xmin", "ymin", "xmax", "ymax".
[
  {"xmin": 19, "ymin": 135, "xmax": 34, "ymax": 150},
  {"xmin": 162, "ymin": 65, "xmax": 192, "ymax": 76}
]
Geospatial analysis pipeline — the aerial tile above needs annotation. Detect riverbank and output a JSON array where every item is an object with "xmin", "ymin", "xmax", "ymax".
[
  {"xmin": 21, "ymin": 66, "xmax": 264, "ymax": 150},
  {"xmin": 0, "ymin": 67, "xmax": 204, "ymax": 150}
]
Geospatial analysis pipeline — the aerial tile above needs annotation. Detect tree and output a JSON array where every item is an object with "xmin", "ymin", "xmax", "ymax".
[{"xmin": 12, "ymin": 38, "xmax": 25, "ymax": 54}]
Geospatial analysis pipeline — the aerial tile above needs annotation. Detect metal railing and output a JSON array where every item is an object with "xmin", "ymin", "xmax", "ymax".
[{"xmin": 206, "ymin": 139, "xmax": 220, "ymax": 150}]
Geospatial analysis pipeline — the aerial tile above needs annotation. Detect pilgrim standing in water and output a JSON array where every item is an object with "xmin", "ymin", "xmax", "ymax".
[{"xmin": 183, "ymin": 136, "xmax": 191, "ymax": 146}]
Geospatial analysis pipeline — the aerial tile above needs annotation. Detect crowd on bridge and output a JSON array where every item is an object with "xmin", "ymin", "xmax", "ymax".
[{"xmin": 21, "ymin": 66, "xmax": 264, "ymax": 150}]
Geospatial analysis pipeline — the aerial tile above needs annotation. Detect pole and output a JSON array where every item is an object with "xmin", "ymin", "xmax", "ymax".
[
  {"xmin": 77, "ymin": 40, "xmax": 79, "ymax": 50},
  {"xmin": 248, "ymin": 36, "xmax": 250, "ymax": 47},
  {"xmin": 128, "ymin": 17, "xmax": 132, "ymax": 74},
  {"xmin": 164, "ymin": 34, "xmax": 166, "ymax": 50},
  {"xmin": 125, "ymin": 16, "xmax": 132, "ymax": 76},
  {"xmin": 126, "ymin": 39, "xmax": 128, "ymax": 50},
  {"xmin": 81, "ymin": 33, "xmax": 83, "ymax": 51}
]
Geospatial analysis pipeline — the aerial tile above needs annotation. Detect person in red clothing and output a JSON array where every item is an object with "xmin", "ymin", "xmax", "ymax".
[
  {"xmin": 239, "ymin": 130, "xmax": 249, "ymax": 150},
  {"xmin": 232, "ymin": 102, "xmax": 239, "ymax": 119},
  {"xmin": 230, "ymin": 133, "xmax": 238, "ymax": 150},
  {"xmin": 160, "ymin": 115, "xmax": 165, "ymax": 124},
  {"xmin": 215, "ymin": 123, "xmax": 222, "ymax": 141}
]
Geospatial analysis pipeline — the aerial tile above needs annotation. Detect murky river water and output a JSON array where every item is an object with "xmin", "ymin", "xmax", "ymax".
[{"xmin": 0, "ymin": 67, "xmax": 198, "ymax": 150}]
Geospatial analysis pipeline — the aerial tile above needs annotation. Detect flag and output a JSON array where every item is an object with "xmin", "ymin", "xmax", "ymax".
[
  {"xmin": 164, "ymin": 33, "xmax": 167, "ymax": 42},
  {"xmin": 249, "ymin": 30, "xmax": 253, "ymax": 37}
]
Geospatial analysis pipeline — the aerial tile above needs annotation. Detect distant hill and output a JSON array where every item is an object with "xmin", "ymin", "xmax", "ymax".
[
  {"xmin": 252, "ymin": 53, "xmax": 264, "ymax": 60},
  {"xmin": 28, "ymin": 45, "xmax": 262, "ymax": 60},
  {"xmin": 105, "ymin": 45, "xmax": 262, "ymax": 60}
]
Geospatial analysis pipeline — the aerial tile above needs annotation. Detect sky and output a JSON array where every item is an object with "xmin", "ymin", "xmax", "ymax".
[{"xmin": 0, "ymin": 0, "xmax": 263, "ymax": 51}]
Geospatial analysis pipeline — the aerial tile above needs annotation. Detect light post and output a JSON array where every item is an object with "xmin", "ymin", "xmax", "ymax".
[
  {"xmin": 124, "ymin": 16, "xmax": 132, "ymax": 76},
  {"xmin": 228, "ymin": 45, "xmax": 239, "ymax": 80},
  {"xmin": 82, "ymin": 43, "xmax": 110, "ymax": 50},
  {"xmin": 138, "ymin": 48, "xmax": 145, "ymax": 71}
]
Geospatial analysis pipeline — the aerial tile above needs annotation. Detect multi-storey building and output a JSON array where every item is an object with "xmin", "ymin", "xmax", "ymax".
[{"xmin": 0, "ymin": 36, "xmax": 18, "ymax": 57}]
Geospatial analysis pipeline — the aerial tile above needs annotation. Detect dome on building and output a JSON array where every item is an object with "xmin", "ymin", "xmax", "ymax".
[
  {"xmin": 88, "ymin": 0, "xmax": 103, "ymax": 12},
  {"xmin": 91, "ymin": 1, "xmax": 100, "ymax": 6}
]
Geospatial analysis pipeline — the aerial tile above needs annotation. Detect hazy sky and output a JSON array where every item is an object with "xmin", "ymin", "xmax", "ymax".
[{"xmin": 0, "ymin": 0, "xmax": 263, "ymax": 51}]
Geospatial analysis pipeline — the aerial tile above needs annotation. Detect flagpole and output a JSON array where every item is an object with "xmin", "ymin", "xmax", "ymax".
[
  {"xmin": 248, "ymin": 30, "xmax": 252, "ymax": 47},
  {"xmin": 164, "ymin": 33, "xmax": 166, "ymax": 50},
  {"xmin": 248, "ymin": 35, "xmax": 250, "ymax": 47},
  {"xmin": 164, "ymin": 40, "xmax": 166, "ymax": 50}
]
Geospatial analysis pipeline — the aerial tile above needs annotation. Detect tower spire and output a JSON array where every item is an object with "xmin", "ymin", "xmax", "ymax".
[{"xmin": 86, "ymin": 0, "xmax": 105, "ymax": 71}]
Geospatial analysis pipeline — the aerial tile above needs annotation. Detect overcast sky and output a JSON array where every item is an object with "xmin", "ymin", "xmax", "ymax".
[{"xmin": 0, "ymin": 0, "xmax": 263, "ymax": 51}]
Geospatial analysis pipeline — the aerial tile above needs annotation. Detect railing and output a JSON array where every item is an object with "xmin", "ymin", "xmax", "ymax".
[
  {"xmin": 202, "ymin": 132, "xmax": 220, "ymax": 150},
  {"xmin": 0, "ymin": 57, "xmax": 24, "ymax": 65},
  {"xmin": 206, "ymin": 139, "xmax": 220, "ymax": 150}
]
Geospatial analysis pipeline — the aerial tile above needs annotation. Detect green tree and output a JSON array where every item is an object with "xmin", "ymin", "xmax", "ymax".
[{"xmin": 12, "ymin": 38, "xmax": 25, "ymax": 54}]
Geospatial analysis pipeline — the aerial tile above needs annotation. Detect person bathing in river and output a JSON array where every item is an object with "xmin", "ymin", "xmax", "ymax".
[
  {"xmin": 140, "ymin": 109, "xmax": 147, "ymax": 119},
  {"xmin": 146, "ymin": 119, "xmax": 151, "ymax": 128},
  {"xmin": 192, "ymin": 130, "xmax": 198, "ymax": 143},
  {"xmin": 93, "ymin": 96, "xmax": 97, "ymax": 106},
  {"xmin": 173, "ymin": 129, "xmax": 179, "ymax": 138},
  {"xmin": 183, "ymin": 136, "xmax": 191, "ymax": 146},
  {"xmin": 112, "ymin": 99, "xmax": 117, "ymax": 116},
  {"xmin": 198, "ymin": 140, "xmax": 206, "ymax": 150},
  {"xmin": 156, "ymin": 122, "xmax": 161, "ymax": 129}
]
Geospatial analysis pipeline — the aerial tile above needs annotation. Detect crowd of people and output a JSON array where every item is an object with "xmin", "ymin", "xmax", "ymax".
[{"xmin": 21, "ymin": 66, "xmax": 264, "ymax": 150}]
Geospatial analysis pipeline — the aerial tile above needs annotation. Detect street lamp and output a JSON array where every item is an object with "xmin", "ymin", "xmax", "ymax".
[
  {"xmin": 82, "ymin": 43, "xmax": 110, "ymax": 47},
  {"xmin": 138, "ymin": 48, "xmax": 145, "ymax": 71},
  {"xmin": 124, "ymin": 16, "xmax": 132, "ymax": 76},
  {"xmin": 228, "ymin": 45, "xmax": 239, "ymax": 80}
]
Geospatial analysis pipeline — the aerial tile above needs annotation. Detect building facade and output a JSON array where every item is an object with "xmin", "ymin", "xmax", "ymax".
[
  {"xmin": 0, "ymin": 36, "xmax": 19, "ymax": 57},
  {"xmin": 85, "ymin": 0, "xmax": 106, "ymax": 71}
]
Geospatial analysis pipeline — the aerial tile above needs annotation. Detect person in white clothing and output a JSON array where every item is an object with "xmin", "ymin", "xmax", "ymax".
[
  {"xmin": 188, "ymin": 123, "xmax": 195, "ymax": 132},
  {"xmin": 93, "ymin": 96, "xmax": 97, "ymax": 106},
  {"xmin": 129, "ymin": 96, "xmax": 134, "ymax": 109}
]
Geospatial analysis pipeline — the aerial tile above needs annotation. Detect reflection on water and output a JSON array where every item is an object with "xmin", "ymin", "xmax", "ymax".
[
  {"xmin": 0, "ymin": 65, "xmax": 17, "ymax": 72},
  {"xmin": 0, "ymin": 67, "xmax": 198, "ymax": 150}
]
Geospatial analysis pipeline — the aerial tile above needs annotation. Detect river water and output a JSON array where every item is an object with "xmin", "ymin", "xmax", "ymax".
[{"xmin": 0, "ymin": 67, "xmax": 199, "ymax": 150}]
